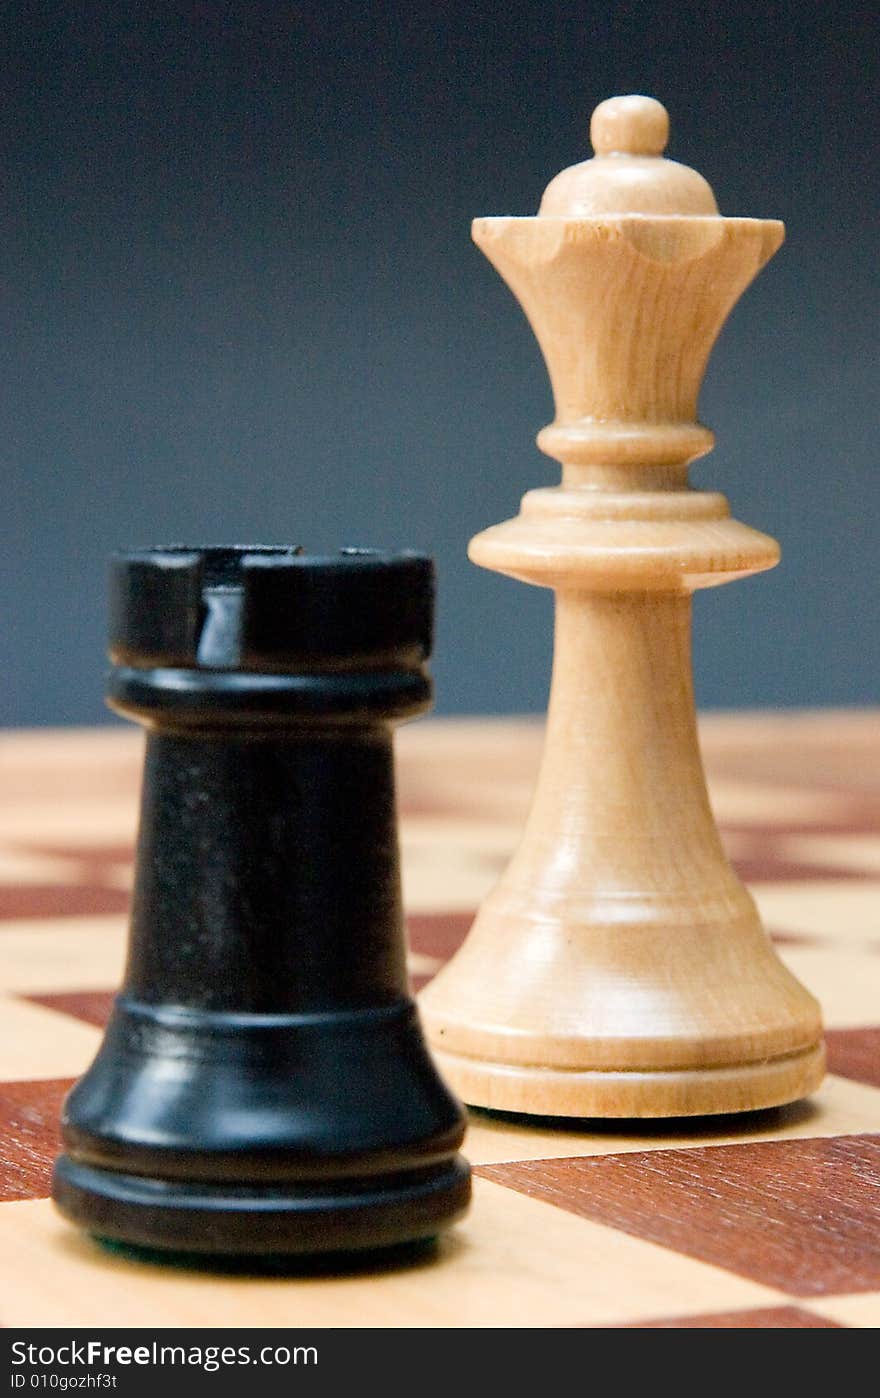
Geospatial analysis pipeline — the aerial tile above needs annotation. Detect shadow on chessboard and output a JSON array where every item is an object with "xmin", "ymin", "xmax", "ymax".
[
  {"xmin": 65, "ymin": 1233, "xmax": 458, "ymax": 1280},
  {"xmin": 468, "ymin": 1097, "xmax": 819, "ymax": 1139}
]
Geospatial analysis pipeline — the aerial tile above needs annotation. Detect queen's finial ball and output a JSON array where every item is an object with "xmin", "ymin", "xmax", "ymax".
[{"xmin": 590, "ymin": 95, "xmax": 669, "ymax": 156}]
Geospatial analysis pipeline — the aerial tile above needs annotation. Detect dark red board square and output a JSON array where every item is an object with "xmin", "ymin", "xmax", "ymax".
[
  {"xmin": 0, "ymin": 1080, "xmax": 71, "ymax": 1201},
  {"xmin": 478, "ymin": 1134, "xmax": 880, "ymax": 1296}
]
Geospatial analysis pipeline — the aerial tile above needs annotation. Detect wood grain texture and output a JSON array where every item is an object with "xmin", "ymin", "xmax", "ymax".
[
  {"xmin": 420, "ymin": 95, "xmax": 823, "ymax": 1117},
  {"xmin": 464, "ymin": 1077, "xmax": 880, "ymax": 1166},
  {"xmin": 610, "ymin": 1305, "xmax": 844, "ymax": 1328},
  {"xmin": 477, "ymin": 1134, "xmax": 880, "ymax": 1295},
  {"xmin": 0, "ymin": 1080, "xmax": 69, "ymax": 1200}
]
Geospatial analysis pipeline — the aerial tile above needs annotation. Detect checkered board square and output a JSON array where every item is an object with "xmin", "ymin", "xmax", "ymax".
[{"xmin": 0, "ymin": 714, "xmax": 878, "ymax": 1328}]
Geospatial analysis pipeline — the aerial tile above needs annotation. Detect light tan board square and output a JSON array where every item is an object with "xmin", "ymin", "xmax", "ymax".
[
  {"xmin": 0, "ymin": 998, "xmax": 101, "ymax": 1081},
  {"xmin": 0, "ymin": 1184, "xmax": 790, "ymax": 1329},
  {"xmin": 777, "ymin": 947, "xmax": 880, "ymax": 1027},
  {"xmin": 803, "ymin": 1293, "xmax": 880, "ymax": 1328},
  {"xmin": 0, "ymin": 916, "xmax": 127, "ymax": 994},
  {"xmin": 753, "ymin": 881, "xmax": 880, "ymax": 949}
]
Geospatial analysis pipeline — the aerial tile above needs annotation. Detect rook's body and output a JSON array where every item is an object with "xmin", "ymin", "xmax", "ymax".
[{"xmin": 54, "ymin": 545, "xmax": 470, "ymax": 1254}]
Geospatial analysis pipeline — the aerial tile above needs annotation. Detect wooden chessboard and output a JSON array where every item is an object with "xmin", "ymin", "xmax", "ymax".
[{"xmin": 1, "ymin": 713, "xmax": 878, "ymax": 1329}]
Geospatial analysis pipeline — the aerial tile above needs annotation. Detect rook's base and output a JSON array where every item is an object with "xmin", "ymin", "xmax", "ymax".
[{"xmin": 53, "ymin": 1155, "xmax": 471, "ymax": 1256}]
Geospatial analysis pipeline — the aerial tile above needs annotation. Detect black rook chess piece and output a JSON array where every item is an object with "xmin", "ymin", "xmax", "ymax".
[{"xmin": 52, "ymin": 545, "xmax": 470, "ymax": 1257}]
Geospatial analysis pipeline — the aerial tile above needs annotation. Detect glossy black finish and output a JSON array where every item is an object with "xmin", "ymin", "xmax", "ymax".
[{"xmin": 53, "ymin": 546, "xmax": 470, "ymax": 1256}]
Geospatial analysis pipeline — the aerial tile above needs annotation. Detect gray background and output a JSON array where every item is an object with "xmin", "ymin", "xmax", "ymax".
[{"xmin": 2, "ymin": 2, "xmax": 877, "ymax": 725}]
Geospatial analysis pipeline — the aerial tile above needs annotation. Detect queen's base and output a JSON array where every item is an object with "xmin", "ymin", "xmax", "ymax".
[{"xmin": 428, "ymin": 1043, "xmax": 826, "ymax": 1119}]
